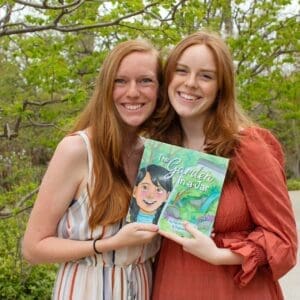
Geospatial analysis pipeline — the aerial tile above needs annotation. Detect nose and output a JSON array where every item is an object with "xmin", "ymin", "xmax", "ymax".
[
  {"xmin": 184, "ymin": 73, "xmax": 198, "ymax": 88},
  {"xmin": 127, "ymin": 81, "xmax": 140, "ymax": 98},
  {"xmin": 147, "ymin": 188, "xmax": 156, "ymax": 199}
]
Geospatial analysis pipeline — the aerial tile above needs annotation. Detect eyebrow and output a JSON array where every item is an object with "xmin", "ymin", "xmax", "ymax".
[
  {"xmin": 176, "ymin": 63, "xmax": 216, "ymax": 73},
  {"xmin": 115, "ymin": 73, "xmax": 156, "ymax": 77},
  {"xmin": 139, "ymin": 181, "xmax": 151, "ymax": 185}
]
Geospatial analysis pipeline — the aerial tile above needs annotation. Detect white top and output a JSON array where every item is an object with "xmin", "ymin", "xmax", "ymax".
[{"xmin": 52, "ymin": 131, "xmax": 160, "ymax": 300}]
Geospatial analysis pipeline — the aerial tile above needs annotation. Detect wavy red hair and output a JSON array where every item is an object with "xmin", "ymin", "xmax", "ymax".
[
  {"xmin": 150, "ymin": 30, "xmax": 252, "ymax": 160},
  {"xmin": 72, "ymin": 40, "xmax": 162, "ymax": 228}
]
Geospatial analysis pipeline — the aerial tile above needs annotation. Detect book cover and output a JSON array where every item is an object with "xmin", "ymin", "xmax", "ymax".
[{"xmin": 126, "ymin": 139, "xmax": 229, "ymax": 237}]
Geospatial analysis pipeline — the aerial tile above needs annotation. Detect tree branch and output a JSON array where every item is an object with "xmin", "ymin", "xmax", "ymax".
[
  {"xmin": 15, "ymin": 0, "xmax": 83, "ymax": 10},
  {"xmin": 24, "ymin": 98, "xmax": 69, "ymax": 106},
  {"xmin": 0, "ymin": 205, "xmax": 33, "ymax": 219},
  {"xmin": 0, "ymin": 1, "xmax": 160, "ymax": 37},
  {"xmin": 27, "ymin": 119, "xmax": 57, "ymax": 128},
  {"xmin": 0, "ymin": 187, "xmax": 38, "ymax": 219},
  {"xmin": 0, "ymin": 97, "xmax": 68, "ymax": 139},
  {"xmin": 16, "ymin": 187, "xmax": 39, "ymax": 208},
  {"xmin": 250, "ymin": 48, "xmax": 299, "ymax": 77}
]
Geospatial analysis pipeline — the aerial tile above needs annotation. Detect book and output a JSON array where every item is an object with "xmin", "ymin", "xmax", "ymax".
[{"xmin": 126, "ymin": 138, "xmax": 229, "ymax": 237}]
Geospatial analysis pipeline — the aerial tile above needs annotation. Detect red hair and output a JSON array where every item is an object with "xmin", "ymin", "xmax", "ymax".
[
  {"xmin": 150, "ymin": 30, "xmax": 252, "ymax": 159},
  {"xmin": 72, "ymin": 40, "xmax": 162, "ymax": 228}
]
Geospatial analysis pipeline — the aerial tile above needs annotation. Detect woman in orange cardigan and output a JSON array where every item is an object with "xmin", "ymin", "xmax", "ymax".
[{"xmin": 151, "ymin": 30, "xmax": 297, "ymax": 300}]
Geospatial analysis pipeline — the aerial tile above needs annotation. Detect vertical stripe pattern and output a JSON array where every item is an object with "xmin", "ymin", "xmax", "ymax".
[{"xmin": 52, "ymin": 131, "xmax": 161, "ymax": 300}]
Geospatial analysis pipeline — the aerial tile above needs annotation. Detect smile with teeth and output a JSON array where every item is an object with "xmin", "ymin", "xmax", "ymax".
[
  {"xmin": 178, "ymin": 91, "xmax": 201, "ymax": 101},
  {"xmin": 123, "ymin": 103, "xmax": 144, "ymax": 110},
  {"xmin": 143, "ymin": 199, "xmax": 156, "ymax": 206}
]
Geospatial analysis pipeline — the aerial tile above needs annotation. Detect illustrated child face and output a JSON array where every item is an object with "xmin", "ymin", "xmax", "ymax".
[{"xmin": 133, "ymin": 171, "xmax": 169, "ymax": 213}]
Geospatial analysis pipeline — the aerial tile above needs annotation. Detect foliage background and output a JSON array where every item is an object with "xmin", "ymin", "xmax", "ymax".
[{"xmin": 0, "ymin": 0, "xmax": 299, "ymax": 298}]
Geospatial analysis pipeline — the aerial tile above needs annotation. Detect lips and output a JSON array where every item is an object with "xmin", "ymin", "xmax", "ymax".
[
  {"xmin": 178, "ymin": 91, "xmax": 201, "ymax": 102},
  {"xmin": 143, "ymin": 199, "xmax": 156, "ymax": 206},
  {"xmin": 122, "ymin": 103, "xmax": 144, "ymax": 110}
]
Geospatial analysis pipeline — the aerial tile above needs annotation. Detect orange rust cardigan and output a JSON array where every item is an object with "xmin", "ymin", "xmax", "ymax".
[{"xmin": 152, "ymin": 127, "xmax": 297, "ymax": 300}]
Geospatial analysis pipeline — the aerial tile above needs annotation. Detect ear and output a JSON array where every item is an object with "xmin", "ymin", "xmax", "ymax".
[
  {"xmin": 163, "ymin": 192, "xmax": 170, "ymax": 202},
  {"xmin": 133, "ymin": 186, "xmax": 137, "ymax": 198}
]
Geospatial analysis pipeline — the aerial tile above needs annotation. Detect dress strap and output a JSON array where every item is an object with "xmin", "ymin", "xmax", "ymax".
[{"xmin": 76, "ymin": 131, "xmax": 93, "ymax": 185}]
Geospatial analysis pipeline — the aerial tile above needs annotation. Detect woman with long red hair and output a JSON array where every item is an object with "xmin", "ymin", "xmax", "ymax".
[
  {"xmin": 23, "ymin": 39, "xmax": 163, "ymax": 300},
  {"xmin": 151, "ymin": 30, "xmax": 297, "ymax": 300}
]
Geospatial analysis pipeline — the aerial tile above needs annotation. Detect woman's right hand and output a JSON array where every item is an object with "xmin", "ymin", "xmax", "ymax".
[{"xmin": 110, "ymin": 222, "xmax": 159, "ymax": 249}]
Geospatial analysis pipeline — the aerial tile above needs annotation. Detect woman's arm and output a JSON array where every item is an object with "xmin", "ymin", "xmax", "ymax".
[
  {"xmin": 159, "ymin": 223, "xmax": 243, "ymax": 265},
  {"xmin": 160, "ymin": 128, "xmax": 297, "ymax": 284},
  {"xmin": 22, "ymin": 135, "xmax": 158, "ymax": 264}
]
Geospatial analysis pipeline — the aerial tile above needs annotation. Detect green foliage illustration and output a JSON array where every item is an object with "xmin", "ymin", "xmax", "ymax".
[{"xmin": 142, "ymin": 139, "xmax": 229, "ymax": 237}]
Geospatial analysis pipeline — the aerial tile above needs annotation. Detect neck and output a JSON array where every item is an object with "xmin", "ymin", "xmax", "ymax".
[
  {"xmin": 122, "ymin": 134, "xmax": 144, "ymax": 187},
  {"xmin": 180, "ymin": 116, "xmax": 206, "ymax": 151},
  {"xmin": 122, "ymin": 133, "xmax": 143, "ymax": 159}
]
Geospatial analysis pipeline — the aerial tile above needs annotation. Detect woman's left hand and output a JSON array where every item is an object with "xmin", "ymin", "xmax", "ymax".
[
  {"xmin": 160, "ymin": 221, "xmax": 244, "ymax": 265},
  {"xmin": 159, "ymin": 221, "xmax": 220, "ymax": 264}
]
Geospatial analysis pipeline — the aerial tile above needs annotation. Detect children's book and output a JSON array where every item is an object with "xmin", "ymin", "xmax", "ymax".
[{"xmin": 126, "ymin": 139, "xmax": 229, "ymax": 237}]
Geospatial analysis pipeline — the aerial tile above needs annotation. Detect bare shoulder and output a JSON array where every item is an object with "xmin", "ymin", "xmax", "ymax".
[
  {"xmin": 39, "ymin": 133, "xmax": 89, "ymax": 198},
  {"xmin": 53, "ymin": 134, "xmax": 88, "ymax": 164}
]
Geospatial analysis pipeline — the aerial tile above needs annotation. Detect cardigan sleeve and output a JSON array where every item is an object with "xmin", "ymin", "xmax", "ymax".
[{"xmin": 222, "ymin": 127, "xmax": 297, "ymax": 287}]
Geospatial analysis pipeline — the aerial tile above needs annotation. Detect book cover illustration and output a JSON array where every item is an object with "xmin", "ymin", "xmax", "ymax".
[{"xmin": 126, "ymin": 139, "xmax": 229, "ymax": 237}]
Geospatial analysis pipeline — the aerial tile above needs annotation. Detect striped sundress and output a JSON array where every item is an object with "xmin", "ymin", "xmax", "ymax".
[{"xmin": 52, "ymin": 131, "xmax": 161, "ymax": 300}]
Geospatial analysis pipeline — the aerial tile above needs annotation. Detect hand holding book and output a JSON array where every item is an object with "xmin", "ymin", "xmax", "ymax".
[
  {"xmin": 126, "ymin": 139, "xmax": 229, "ymax": 238},
  {"xmin": 159, "ymin": 221, "xmax": 219, "ymax": 262},
  {"xmin": 159, "ymin": 221, "xmax": 243, "ymax": 265}
]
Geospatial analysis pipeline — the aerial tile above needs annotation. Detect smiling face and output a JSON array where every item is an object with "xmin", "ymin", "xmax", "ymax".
[
  {"xmin": 113, "ymin": 51, "xmax": 159, "ymax": 129},
  {"xmin": 168, "ymin": 44, "xmax": 218, "ymax": 123},
  {"xmin": 133, "ymin": 172, "xmax": 169, "ymax": 213}
]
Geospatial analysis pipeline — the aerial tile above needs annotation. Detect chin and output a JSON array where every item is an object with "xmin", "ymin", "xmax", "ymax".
[{"xmin": 121, "ymin": 119, "xmax": 142, "ymax": 128}]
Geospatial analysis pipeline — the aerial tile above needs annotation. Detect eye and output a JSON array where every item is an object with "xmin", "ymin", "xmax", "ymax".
[
  {"xmin": 142, "ymin": 78, "xmax": 153, "ymax": 83},
  {"xmin": 202, "ymin": 74, "xmax": 212, "ymax": 80},
  {"xmin": 114, "ymin": 78, "xmax": 126, "ymax": 85},
  {"xmin": 139, "ymin": 77, "xmax": 155, "ymax": 86},
  {"xmin": 141, "ymin": 184, "xmax": 149, "ymax": 191},
  {"xmin": 156, "ymin": 187, "xmax": 165, "ymax": 194},
  {"xmin": 175, "ymin": 68, "xmax": 187, "ymax": 75},
  {"xmin": 199, "ymin": 72, "xmax": 216, "ymax": 81}
]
